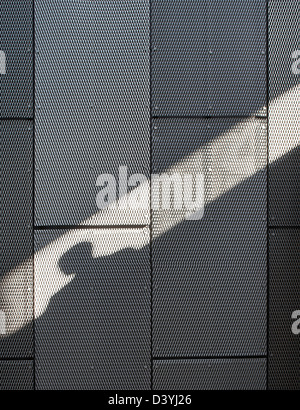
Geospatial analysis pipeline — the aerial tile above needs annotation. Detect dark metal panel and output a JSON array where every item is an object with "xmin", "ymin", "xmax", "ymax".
[
  {"xmin": 153, "ymin": 359, "xmax": 267, "ymax": 390},
  {"xmin": 152, "ymin": 118, "xmax": 267, "ymax": 356},
  {"xmin": 153, "ymin": 272, "xmax": 266, "ymax": 357},
  {"xmin": 0, "ymin": 121, "xmax": 33, "ymax": 358},
  {"xmin": 0, "ymin": 0, "xmax": 33, "ymax": 118},
  {"xmin": 34, "ymin": 229, "xmax": 151, "ymax": 390},
  {"xmin": 151, "ymin": 0, "xmax": 266, "ymax": 117},
  {"xmin": 269, "ymin": 0, "xmax": 300, "ymax": 226},
  {"xmin": 151, "ymin": 0, "xmax": 207, "ymax": 116},
  {"xmin": 35, "ymin": 0, "xmax": 150, "ymax": 226},
  {"xmin": 269, "ymin": 230, "xmax": 300, "ymax": 391},
  {"xmin": 207, "ymin": 0, "xmax": 267, "ymax": 116},
  {"xmin": 152, "ymin": 118, "xmax": 267, "ymax": 270},
  {"xmin": 0, "ymin": 361, "xmax": 34, "ymax": 390}
]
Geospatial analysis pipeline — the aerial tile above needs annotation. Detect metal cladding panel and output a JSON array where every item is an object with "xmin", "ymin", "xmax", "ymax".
[
  {"xmin": 152, "ymin": 118, "xmax": 267, "ymax": 357},
  {"xmin": 0, "ymin": 121, "xmax": 33, "ymax": 358},
  {"xmin": 207, "ymin": 0, "xmax": 267, "ymax": 117},
  {"xmin": 0, "ymin": 361, "xmax": 34, "ymax": 390},
  {"xmin": 34, "ymin": 229, "xmax": 151, "ymax": 390},
  {"xmin": 152, "ymin": 118, "xmax": 267, "ymax": 271},
  {"xmin": 0, "ymin": 0, "xmax": 33, "ymax": 118},
  {"xmin": 153, "ymin": 272, "xmax": 267, "ymax": 357},
  {"xmin": 269, "ymin": 0, "xmax": 300, "ymax": 226},
  {"xmin": 153, "ymin": 359, "xmax": 267, "ymax": 390},
  {"xmin": 269, "ymin": 230, "xmax": 300, "ymax": 391},
  {"xmin": 35, "ymin": 0, "xmax": 150, "ymax": 227},
  {"xmin": 151, "ymin": 0, "xmax": 266, "ymax": 117},
  {"xmin": 151, "ymin": 0, "xmax": 206, "ymax": 117}
]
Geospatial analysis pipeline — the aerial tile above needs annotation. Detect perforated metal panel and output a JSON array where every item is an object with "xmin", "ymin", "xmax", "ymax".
[
  {"xmin": 207, "ymin": 0, "xmax": 267, "ymax": 117},
  {"xmin": 151, "ymin": 0, "xmax": 266, "ymax": 117},
  {"xmin": 154, "ymin": 272, "xmax": 266, "ymax": 357},
  {"xmin": 0, "ymin": 361, "xmax": 34, "ymax": 390},
  {"xmin": 269, "ymin": 230, "xmax": 300, "ymax": 391},
  {"xmin": 34, "ymin": 229, "xmax": 150, "ymax": 390},
  {"xmin": 153, "ymin": 359, "xmax": 267, "ymax": 390},
  {"xmin": 152, "ymin": 118, "xmax": 267, "ymax": 270},
  {"xmin": 152, "ymin": 117, "xmax": 267, "ymax": 357},
  {"xmin": 0, "ymin": 121, "xmax": 33, "ymax": 358},
  {"xmin": 0, "ymin": 0, "xmax": 33, "ymax": 118},
  {"xmin": 269, "ymin": 0, "xmax": 300, "ymax": 226},
  {"xmin": 151, "ymin": 0, "xmax": 206, "ymax": 117},
  {"xmin": 35, "ymin": 0, "xmax": 150, "ymax": 227}
]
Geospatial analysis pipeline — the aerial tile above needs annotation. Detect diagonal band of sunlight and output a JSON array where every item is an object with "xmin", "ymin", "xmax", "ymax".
[{"xmin": 1, "ymin": 84, "xmax": 299, "ymax": 336}]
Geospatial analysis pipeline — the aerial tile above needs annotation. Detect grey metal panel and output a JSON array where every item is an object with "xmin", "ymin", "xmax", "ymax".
[
  {"xmin": 152, "ymin": 118, "xmax": 267, "ymax": 356},
  {"xmin": 34, "ymin": 229, "xmax": 150, "ymax": 390},
  {"xmin": 35, "ymin": 0, "xmax": 150, "ymax": 226},
  {"xmin": 151, "ymin": 0, "xmax": 207, "ymax": 116},
  {"xmin": 207, "ymin": 0, "xmax": 267, "ymax": 116},
  {"xmin": 153, "ymin": 359, "xmax": 267, "ymax": 390},
  {"xmin": 151, "ymin": 0, "xmax": 266, "ymax": 117},
  {"xmin": 0, "ymin": 121, "xmax": 33, "ymax": 358},
  {"xmin": 269, "ymin": 230, "xmax": 300, "ymax": 391},
  {"xmin": 269, "ymin": 0, "xmax": 300, "ymax": 226},
  {"xmin": 154, "ymin": 272, "xmax": 266, "ymax": 357},
  {"xmin": 0, "ymin": 361, "xmax": 34, "ymax": 390},
  {"xmin": 0, "ymin": 0, "xmax": 33, "ymax": 118},
  {"xmin": 152, "ymin": 118, "xmax": 267, "ymax": 270}
]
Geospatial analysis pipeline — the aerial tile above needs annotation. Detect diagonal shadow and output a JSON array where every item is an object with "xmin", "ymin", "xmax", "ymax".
[{"xmin": 1, "ymin": 146, "xmax": 299, "ymax": 389}]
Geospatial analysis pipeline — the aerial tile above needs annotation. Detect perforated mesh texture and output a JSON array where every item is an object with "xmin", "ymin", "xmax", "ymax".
[
  {"xmin": 35, "ymin": 0, "xmax": 150, "ymax": 227},
  {"xmin": 0, "ymin": 0, "xmax": 33, "ymax": 118},
  {"xmin": 269, "ymin": 0, "xmax": 300, "ymax": 226},
  {"xmin": 151, "ymin": 0, "xmax": 266, "ymax": 117},
  {"xmin": 0, "ymin": 360, "xmax": 33, "ymax": 390},
  {"xmin": 0, "ymin": 121, "xmax": 33, "ymax": 358},
  {"xmin": 153, "ymin": 272, "xmax": 267, "ymax": 357},
  {"xmin": 152, "ymin": 118, "xmax": 267, "ymax": 271},
  {"xmin": 269, "ymin": 230, "xmax": 300, "ymax": 390},
  {"xmin": 152, "ymin": 117, "xmax": 267, "ymax": 357},
  {"xmin": 153, "ymin": 359, "xmax": 267, "ymax": 390},
  {"xmin": 34, "ymin": 229, "xmax": 151, "ymax": 390}
]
